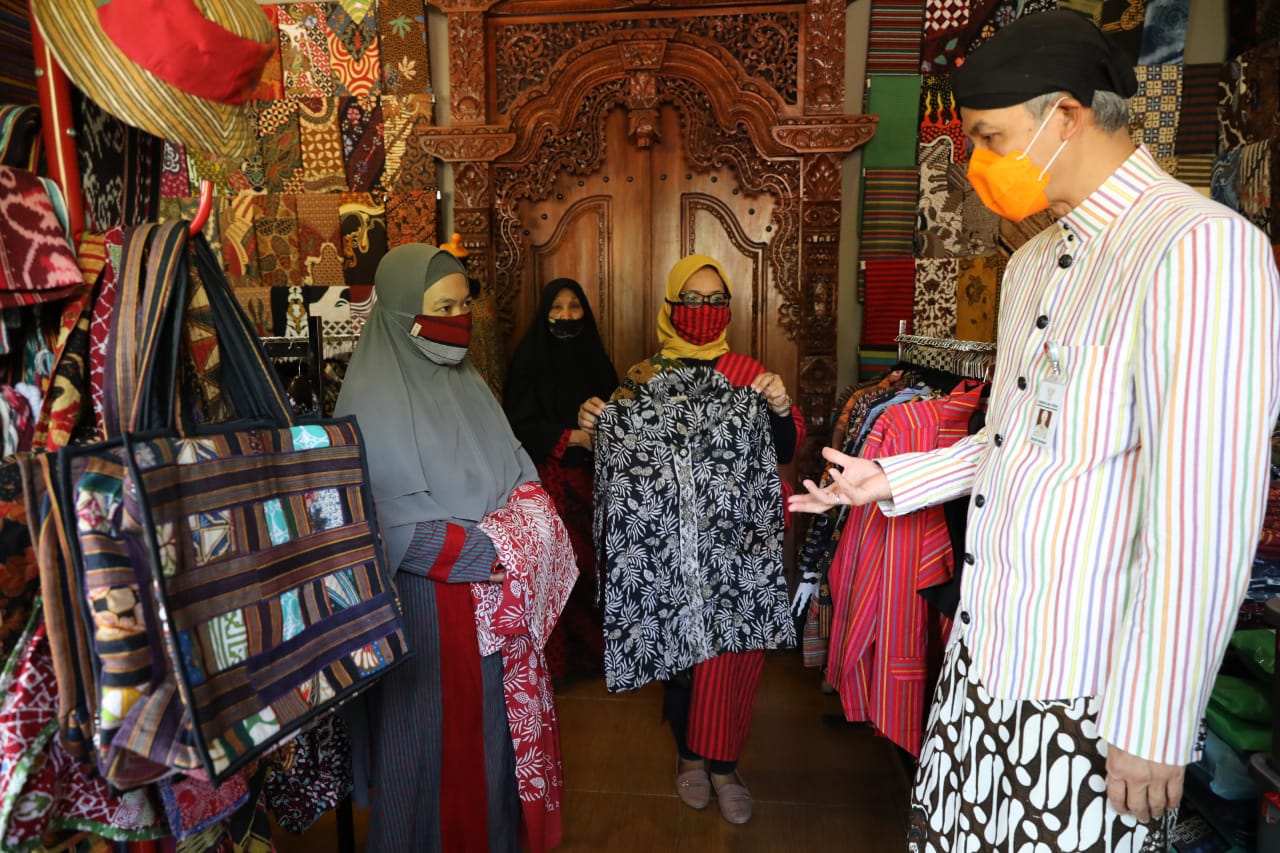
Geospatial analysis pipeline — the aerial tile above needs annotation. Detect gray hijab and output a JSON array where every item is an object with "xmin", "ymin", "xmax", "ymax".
[{"xmin": 335, "ymin": 243, "xmax": 537, "ymax": 570}]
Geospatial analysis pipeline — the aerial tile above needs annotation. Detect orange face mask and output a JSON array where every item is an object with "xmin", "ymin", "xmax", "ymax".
[{"xmin": 966, "ymin": 99, "xmax": 1068, "ymax": 222}]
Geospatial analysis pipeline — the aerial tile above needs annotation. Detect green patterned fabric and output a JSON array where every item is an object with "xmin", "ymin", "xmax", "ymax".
[{"xmin": 862, "ymin": 75, "xmax": 923, "ymax": 168}]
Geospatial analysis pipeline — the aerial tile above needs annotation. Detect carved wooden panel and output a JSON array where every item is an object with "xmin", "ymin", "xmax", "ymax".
[
  {"xmin": 491, "ymin": 12, "xmax": 801, "ymax": 114},
  {"xmin": 803, "ymin": 0, "xmax": 846, "ymax": 114},
  {"xmin": 431, "ymin": 2, "xmax": 873, "ymax": 481},
  {"xmin": 449, "ymin": 12, "xmax": 488, "ymax": 124}
]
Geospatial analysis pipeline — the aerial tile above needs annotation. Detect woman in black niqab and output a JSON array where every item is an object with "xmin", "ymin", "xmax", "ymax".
[
  {"xmin": 504, "ymin": 279, "xmax": 618, "ymax": 464},
  {"xmin": 504, "ymin": 278, "xmax": 617, "ymax": 679}
]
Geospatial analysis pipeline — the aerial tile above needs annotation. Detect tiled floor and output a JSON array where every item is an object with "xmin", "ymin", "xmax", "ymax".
[{"xmin": 274, "ymin": 652, "xmax": 911, "ymax": 851}]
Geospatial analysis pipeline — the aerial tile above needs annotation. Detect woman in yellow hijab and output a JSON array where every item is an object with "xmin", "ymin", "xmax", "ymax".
[{"xmin": 578, "ymin": 254, "xmax": 804, "ymax": 826}]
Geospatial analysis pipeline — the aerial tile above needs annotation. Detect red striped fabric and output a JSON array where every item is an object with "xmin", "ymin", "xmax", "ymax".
[
  {"xmin": 412, "ymin": 311, "xmax": 472, "ymax": 346},
  {"xmin": 828, "ymin": 383, "xmax": 983, "ymax": 756},
  {"xmin": 714, "ymin": 350, "xmax": 763, "ymax": 387},
  {"xmin": 686, "ymin": 650, "xmax": 766, "ymax": 761},
  {"xmin": 670, "ymin": 303, "xmax": 730, "ymax": 345},
  {"xmin": 860, "ymin": 259, "xmax": 917, "ymax": 346},
  {"xmin": 426, "ymin": 523, "xmax": 468, "ymax": 581}
]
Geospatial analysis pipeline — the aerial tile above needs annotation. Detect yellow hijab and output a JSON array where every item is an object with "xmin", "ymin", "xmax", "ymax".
[{"xmin": 656, "ymin": 254, "xmax": 732, "ymax": 361}]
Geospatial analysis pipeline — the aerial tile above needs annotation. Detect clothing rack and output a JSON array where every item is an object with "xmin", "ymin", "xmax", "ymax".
[
  {"xmin": 895, "ymin": 320, "xmax": 997, "ymax": 381},
  {"xmin": 261, "ymin": 317, "xmax": 362, "ymax": 414}
]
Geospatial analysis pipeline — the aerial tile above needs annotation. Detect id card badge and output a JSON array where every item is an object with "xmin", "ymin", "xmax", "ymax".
[{"xmin": 1028, "ymin": 342, "xmax": 1065, "ymax": 449}]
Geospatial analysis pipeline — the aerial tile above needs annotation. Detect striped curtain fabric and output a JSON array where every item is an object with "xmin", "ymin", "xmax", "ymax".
[
  {"xmin": 1175, "ymin": 64, "xmax": 1221, "ymax": 156},
  {"xmin": 866, "ymin": 0, "xmax": 926, "ymax": 75},
  {"xmin": 861, "ymin": 168, "xmax": 919, "ymax": 258}
]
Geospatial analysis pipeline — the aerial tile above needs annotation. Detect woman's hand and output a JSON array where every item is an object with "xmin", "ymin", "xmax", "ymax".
[
  {"xmin": 577, "ymin": 397, "xmax": 607, "ymax": 434},
  {"xmin": 568, "ymin": 428, "xmax": 594, "ymax": 452},
  {"xmin": 749, "ymin": 372, "xmax": 792, "ymax": 415},
  {"xmin": 787, "ymin": 447, "xmax": 891, "ymax": 514},
  {"xmin": 488, "ymin": 566, "xmax": 506, "ymax": 584}
]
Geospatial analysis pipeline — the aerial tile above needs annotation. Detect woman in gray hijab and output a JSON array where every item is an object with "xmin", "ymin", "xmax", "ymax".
[{"xmin": 336, "ymin": 243, "xmax": 538, "ymax": 852}]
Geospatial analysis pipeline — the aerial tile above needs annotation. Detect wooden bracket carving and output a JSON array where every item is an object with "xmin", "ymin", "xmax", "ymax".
[
  {"xmin": 416, "ymin": 128, "xmax": 518, "ymax": 162},
  {"xmin": 772, "ymin": 118, "xmax": 879, "ymax": 154}
]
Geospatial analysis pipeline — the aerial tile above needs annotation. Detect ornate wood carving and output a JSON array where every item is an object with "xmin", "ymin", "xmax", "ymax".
[
  {"xmin": 620, "ymin": 40, "xmax": 667, "ymax": 71},
  {"xmin": 804, "ymin": 0, "xmax": 845, "ymax": 114},
  {"xmin": 453, "ymin": 161, "xmax": 494, "ymax": 283},
  {"xmin": 453, "ymin": 162, "xmax": 490, "ymax": 210},
  {"xmin": 797, "ymin": 199, "xmax": 842, "ymax": 472},
  {"xmin": 416, "ymin": 128, "xmax": 517, "ymax": 162},
  {"xmin": 448, "ymin": 12, "xmax": 488, "ymax": 124},
  {"xmin": 773, "ymin": 119, "xmax": 878, "ymax": 154},
  {"xmin": 492, "ymin": 13, "xmax": 801, "ymax": 115},
  {"xmin": 493, "ymin": 78, "xmax": 628, "ymax": 324},
  {"xmin": 803, "ymin": 153, "xmax": 842, "ymax": 203},
  {"xmin": 660, "ymin": 76, "xmax": 803, "ymax": 339}
]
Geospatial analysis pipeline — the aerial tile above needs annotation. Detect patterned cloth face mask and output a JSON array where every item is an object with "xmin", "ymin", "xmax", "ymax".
[
  {"xmin": 669, "ymin": 303, "xmax": 731, "ymax": 345},
  {"xmin": 410, "ymin": 313, "xmax": 472, "ymax": 365}
]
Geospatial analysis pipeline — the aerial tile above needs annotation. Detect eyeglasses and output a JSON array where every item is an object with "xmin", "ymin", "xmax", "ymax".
[{"xmin": 668, "ymin": 292, "xmax": 730, "ymax": 307}]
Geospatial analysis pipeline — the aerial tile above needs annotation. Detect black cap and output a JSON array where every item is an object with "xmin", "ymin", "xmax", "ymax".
[{"xmin": 950, "ymin": 10, "xmax": 1138, "ymax": 110}]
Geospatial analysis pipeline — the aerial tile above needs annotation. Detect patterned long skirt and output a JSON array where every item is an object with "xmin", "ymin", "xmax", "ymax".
[{"xmin": 908, "ymin": 642, "xmax": 1175, "ymax": 853}]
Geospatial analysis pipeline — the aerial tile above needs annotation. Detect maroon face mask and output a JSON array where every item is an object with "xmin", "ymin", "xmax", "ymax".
[
  {"xmin": 670, "ymin": 303, "xmax": 731, "ymax": 345},
  {"xmin": 409, "ymin": 312, "xmax": 473, "ymax": 364}
]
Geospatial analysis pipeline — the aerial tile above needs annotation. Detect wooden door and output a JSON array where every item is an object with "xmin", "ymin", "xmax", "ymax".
[{"xmin": 514, "ymin": 105, "xmax": 797, "ymax": 407}]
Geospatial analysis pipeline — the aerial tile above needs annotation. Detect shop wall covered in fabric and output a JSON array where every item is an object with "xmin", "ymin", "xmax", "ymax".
[
  {"xmin": 154, "ymin": 2, "xmax": 437, "ymax": 348},
  {"xmin": 852, "ymin": 0, "xmax": 1280, "ymax": 381}
]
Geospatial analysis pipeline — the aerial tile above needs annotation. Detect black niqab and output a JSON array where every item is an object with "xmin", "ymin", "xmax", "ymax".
[{"xmin": 504, "ymin": 279, "xmax": 618, "ymax": 463}]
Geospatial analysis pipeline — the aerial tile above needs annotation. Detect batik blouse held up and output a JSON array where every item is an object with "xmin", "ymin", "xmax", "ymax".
[{"xmin": 593, "ymin": 365, "xmax": 795, "ymax": 693}]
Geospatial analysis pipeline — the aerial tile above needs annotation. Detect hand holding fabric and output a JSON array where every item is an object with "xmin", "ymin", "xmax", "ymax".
[
  {"xmin": 568, "ymin": 428, "xmax": 593, "ymax": 452},
  {"xmin": 749, "ymin": 371, "xmax": 791, "ymax": 415},
  {"xmin": 577, "ymin": 396, "xmax": 607, "ymax": 435}
]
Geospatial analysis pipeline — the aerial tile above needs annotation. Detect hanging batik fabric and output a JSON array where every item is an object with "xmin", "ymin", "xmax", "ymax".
[
  {"xmin": 379, "ymin": 0, "xmax": 432, "ymax": 94},
  {"xmin": 913, "ymin": 259, "xmax": 959, "ymax": 338}
]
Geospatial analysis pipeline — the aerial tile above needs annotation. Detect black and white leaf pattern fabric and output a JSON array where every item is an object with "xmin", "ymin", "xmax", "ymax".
[{"xmin": 593, "ymin": 366, "xmax": 795, "ymax": 692}]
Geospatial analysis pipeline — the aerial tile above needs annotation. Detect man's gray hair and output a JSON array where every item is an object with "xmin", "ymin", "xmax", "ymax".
[{"xmin": 1025, "ymin": 90, "xmax": 1129, "ymax": 134}]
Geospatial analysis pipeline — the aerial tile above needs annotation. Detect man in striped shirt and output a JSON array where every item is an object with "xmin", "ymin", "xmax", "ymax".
[{"xmin": 792, "ymin": 10, "xmax": 1280, "ymax": 852}]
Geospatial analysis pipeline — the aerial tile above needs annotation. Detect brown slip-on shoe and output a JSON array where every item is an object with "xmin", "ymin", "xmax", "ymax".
[
  {"xmin": 712, "ymin": 778, "xmax": 753, "ymax": 824},
  {"xmin": 675, "ymin": 761, "xmax": 712, "ymax": 810}
]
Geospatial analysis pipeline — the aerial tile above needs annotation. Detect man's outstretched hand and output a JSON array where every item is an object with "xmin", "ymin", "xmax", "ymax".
[{"xmin": 788, "ymin": 447, "xmax": 891, "ymax": 514}]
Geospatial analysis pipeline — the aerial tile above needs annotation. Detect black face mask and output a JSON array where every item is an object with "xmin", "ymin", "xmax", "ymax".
[{"xmin": 548, "ymin": 317, "xmax": 585, "ymax": 340}]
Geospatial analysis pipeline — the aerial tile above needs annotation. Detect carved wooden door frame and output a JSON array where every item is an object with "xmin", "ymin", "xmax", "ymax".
[{"xmin": 418, "ymin": 0, "xmax": 875, "ymax": 472}]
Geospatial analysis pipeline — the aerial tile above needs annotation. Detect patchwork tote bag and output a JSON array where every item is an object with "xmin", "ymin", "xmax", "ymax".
[{"xmin": 41, "ymin": 221, "xmax": 406, "ymax": 788}]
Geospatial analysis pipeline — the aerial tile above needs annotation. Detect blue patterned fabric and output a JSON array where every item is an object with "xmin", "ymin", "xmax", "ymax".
[{"xmin": 1138, "ymin": 0, "xmax": 1192, "ymax": 65}]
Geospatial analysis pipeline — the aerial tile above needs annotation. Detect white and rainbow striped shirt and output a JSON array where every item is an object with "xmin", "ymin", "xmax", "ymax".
[{"xmin": 877, "ymin": 146, "xmax": 1280, "ymax": 765}]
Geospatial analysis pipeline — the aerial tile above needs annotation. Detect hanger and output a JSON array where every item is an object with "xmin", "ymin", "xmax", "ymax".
[{"xmin": 188, "ymin": 179, "xmax": 213, "ymax": 236}]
